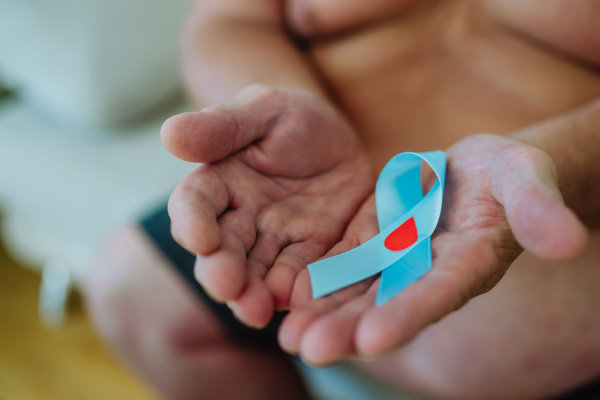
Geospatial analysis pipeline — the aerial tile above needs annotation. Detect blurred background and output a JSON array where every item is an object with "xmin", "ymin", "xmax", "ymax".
[
  {"xmin": 0, "ymin": 0, "xmax": 195, "ymax": 398},
  {"xmin": 0, "ymin": 2, "xmax": 427, "ymax": 399}
]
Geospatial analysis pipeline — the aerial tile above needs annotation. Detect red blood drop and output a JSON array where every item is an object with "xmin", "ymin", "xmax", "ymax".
[{"xmin": 384, "ymin": 216, "xmax": 418, "ymax": 251}]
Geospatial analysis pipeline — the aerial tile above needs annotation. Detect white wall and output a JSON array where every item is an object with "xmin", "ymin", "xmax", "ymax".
[{"xmin": 0, "ymin": 0, "xmax": 192, "ymax": 126}]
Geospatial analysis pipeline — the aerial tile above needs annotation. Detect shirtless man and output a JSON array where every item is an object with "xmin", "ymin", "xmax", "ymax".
[{"xmin": 86, "ymin": 1, "xmax": 600, "ymax": 399}]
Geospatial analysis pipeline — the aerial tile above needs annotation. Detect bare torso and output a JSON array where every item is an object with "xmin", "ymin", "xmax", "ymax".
[
  {"xmin": 301, "ymin": 0, "xmax": 600, "ymax": 167},
  {"xmin": 289, "ymin": 1, "xmax": 600, "ymax": 398}
]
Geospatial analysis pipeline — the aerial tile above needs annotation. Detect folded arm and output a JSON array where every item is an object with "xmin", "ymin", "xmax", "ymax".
[{"xmin": 181, "ymin": 0, "xmax": 328, "ymax": 108}]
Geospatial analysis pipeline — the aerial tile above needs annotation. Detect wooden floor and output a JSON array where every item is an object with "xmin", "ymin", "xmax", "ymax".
[{"xmin": 0, "ymin": 243, "xmax": 160, "ymax": 400}]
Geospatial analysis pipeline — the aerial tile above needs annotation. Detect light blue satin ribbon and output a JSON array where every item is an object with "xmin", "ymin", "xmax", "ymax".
[{"xmin": 308, "ymin": 151, "xmax": 447, "ymax": 305}]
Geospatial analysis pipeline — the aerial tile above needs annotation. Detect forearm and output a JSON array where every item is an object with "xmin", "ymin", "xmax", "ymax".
[
  {"xmin": 181, "ymin": 0, "xmax": 327, "ymax": 108},
  {"xmin": 513, "ymin": 97, "xmax": 600, "ymax": 227}
]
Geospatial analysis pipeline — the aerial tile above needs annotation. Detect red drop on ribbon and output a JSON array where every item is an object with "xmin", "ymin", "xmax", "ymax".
[{"xmin": 384, "ymin": 216, "xmax": 418, "ymax": 251}]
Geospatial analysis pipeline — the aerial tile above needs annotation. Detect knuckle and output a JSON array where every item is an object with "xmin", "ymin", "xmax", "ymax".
[
  {"xmin": 501, "ymin": 144, "xmax": 558, "ymax": 184},
  {"xmin": 510, "ymin": 145, "xmax": 553, "ymax": 168}
]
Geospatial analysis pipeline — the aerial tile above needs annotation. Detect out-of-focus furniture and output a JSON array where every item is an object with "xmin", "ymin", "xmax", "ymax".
[
  {"xmin": 0, "ymin": 0, "xmax": 191, "ymax": 126},
  {"xmin": 0, "ymin": 99, "xmax": 195, "ymax": 282},
  {"xmin": 0, "ymin": 0, "xmax": 195, "ymax": 281},
  {"xmin": 0, "ymin": 0, "xmax": 197, "ymax": 328}
]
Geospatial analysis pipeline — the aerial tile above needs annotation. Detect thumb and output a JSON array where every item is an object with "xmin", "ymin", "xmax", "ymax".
[
  {"xmin": 161, "ymin": 84, "xmax": 289, "ymax": 163},
  {"xmin": 500, "ymin": 148, "xmax": 588, "ymax": 261}
]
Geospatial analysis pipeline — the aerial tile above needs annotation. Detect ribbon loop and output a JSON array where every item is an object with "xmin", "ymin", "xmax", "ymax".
[{"xmin": 308, "ymin": 151, "xmax": 447, "ymax": 305}]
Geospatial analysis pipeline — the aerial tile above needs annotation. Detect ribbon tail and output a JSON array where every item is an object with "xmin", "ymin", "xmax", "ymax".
[{"xmin": 375, "ymin": 237, "xmax": 432, "ymax": 305}]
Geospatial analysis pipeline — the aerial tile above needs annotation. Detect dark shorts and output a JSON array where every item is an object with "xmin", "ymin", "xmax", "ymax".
[{"xmin": 139, "ymin": 207, "xmax": 600, "ymax": 399}]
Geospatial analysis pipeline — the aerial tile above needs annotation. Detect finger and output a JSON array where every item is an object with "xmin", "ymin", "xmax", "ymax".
[
  {"xmin": 288, "ymin": 193, "xmax": 379, "ymax": 308},
  {"xmin": 499, "ymin": 147, "xmax": 588, "ymax": 260},
  {"xmin": 280, "ymin": 196, "xmax": 379, "ymax": 354},
  {"xmin": 168, "ymin": 164, "xmax": 229, "ymax": 255},
  {"xmin": 247, "ymin": 230, "xmax": 288, "ymax": 275},
  {"xmin": 279, "ymin": 276, "xmax": 374, "ymax": 355},
  {"xmin": 227, "ymin": 247, "xmax": 279, "ymax": 329},
  {"xmin": 288, "ymin": 238, "xmax": 364, "ymax": 308},
  {"xmin": 227, "ymin": 272, "xmax": 274, "ymax": 329},
  {"xmin": 195, "ymin": 208, "xmax": 256, "ymax": 302},
  {"xmin": 298, "ymin": 281, "xmax": 378, "ymax": 365},
  {"xmin": 281, "ymin": 224, "xmax": 378, "ymax": 359},
  {"xmin": 355, "ymin": 272, "xmax": 461, "ymax": 357},
  {"xmin": 265, "ymin": 240, "xmax": 329, "ymax": 311},
  {"xmin": 355, "ymin": 232, "xmax": 497, "ymax": 356},
  {"xmin": 289, "ymin": 269, "xmax": 313, "ymax": 309},
  {"xmin": 161, "ymin": 85, "xmax": 288, "ymax": 163}
]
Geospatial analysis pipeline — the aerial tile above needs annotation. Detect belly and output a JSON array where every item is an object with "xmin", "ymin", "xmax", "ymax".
[{"xmin": 308, "ymin": 0, "xmax": 600, "ymax": 170}]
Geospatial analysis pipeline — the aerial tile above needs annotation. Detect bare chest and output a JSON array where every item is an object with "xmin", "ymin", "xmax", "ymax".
[{"xmin": 290, "ymin": 0, "xmax": 600, "ymax": 168}]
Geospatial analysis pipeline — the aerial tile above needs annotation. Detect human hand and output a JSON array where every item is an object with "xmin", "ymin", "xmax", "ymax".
[
  {"xmin": 279, "ymin": 133, "xmax": 588, "ymax": 365},
  {"xmin": 162, "ymin": 85, "xmax": 374, "ymax": 328}
]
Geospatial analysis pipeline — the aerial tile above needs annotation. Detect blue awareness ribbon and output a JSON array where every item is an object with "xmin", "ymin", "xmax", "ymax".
[{"xmin": 308, "ymin": 151, "xmax": 447, "ymax": 305}]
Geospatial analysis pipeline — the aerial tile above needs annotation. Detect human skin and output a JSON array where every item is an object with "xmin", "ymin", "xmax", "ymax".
[{"xmin": 163, "ymin": 0, "xmax": 600, "ymax": 398}]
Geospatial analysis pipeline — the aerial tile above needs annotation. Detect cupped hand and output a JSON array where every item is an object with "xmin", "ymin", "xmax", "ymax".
[
  {"xmin": 279, "ymin": 133, "xmax": 588, "ymax": 365},
  {"xmin": 162, "ymin": 85, "xmax": 374, "ymax": 328}
]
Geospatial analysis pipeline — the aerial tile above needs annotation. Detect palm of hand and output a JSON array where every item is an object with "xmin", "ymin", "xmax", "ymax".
[
  {"xmin": 280, "ymin": 134, "xmax": 585, "ymax": 365},
  {"xmin": 164, "ymin": 85, "xmax": 374, "ymax": 328},
  {"xmin": 434, "ymin": 135, "xmax": 525, "ymax": 295}
]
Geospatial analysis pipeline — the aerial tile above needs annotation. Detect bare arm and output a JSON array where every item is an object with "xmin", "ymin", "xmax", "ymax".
[
  {"xmin": 514, "ymin": 97, "xmax": 600, "ymax": 228},
  {"xmin": 181, "ymin": 0, "xmax": 328, "ymax": 108}
]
